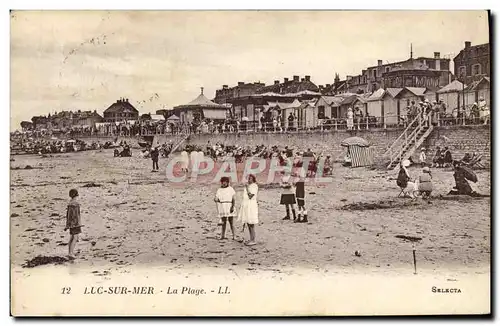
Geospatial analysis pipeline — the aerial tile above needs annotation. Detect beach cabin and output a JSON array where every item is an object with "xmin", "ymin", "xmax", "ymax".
[
  {"xmin": 295, "ymin": 100, "xmax": 317, "ymax": 130},
  {"xmin": 351, "ymin": 94, "xmax": 370, "ymax": 116},
  {"xmin": 436, "ymin": 80, "xmax": 464, "ymax": 113},
  {"xmin": 366, "ymin": 88, "xmax": 385, "ymax": 118},
  {"xmin": 397, "ymin": 87, "xmax": 427, "ymax": 118},
  {"xmin": 341, "ymin": 136, "xmax": 374, "ymax": 168},
  {"xmin": 466, "ymin": 77, "xmax": 490, "ymax": 106},
  {"xmin": 315, "ymin": 96, "xmax": 344, "ymax": 121},
  {"xmin": 381, "ymin": 88, "xmax": 403, "ymax": 126}
]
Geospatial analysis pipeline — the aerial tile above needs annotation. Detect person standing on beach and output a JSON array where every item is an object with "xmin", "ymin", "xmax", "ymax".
[
  {"xmin": 294, "ymin": 169, "xmax": 307, "ymax": 223},
  {"xmin": 238, "ymin": 174, "xmax": 259, "ymax": 245},
  {"xmin": 64, "ymin": 189, "xmax": 82, "ymax": 259},
  {"xmin": 214, "ymin": 177, "xmax": 236, "ymax": 240},
  {"xmin": 151, "ymin": 146, "xmax": 159, "ymax": 172},
  {"xmin": 346, "ymin": 108, "xmax": 354, "ymax": 130},
  {"xmin": 419, "ymin": 148, "xmax": 427, "ymax": 167},
  {"xmin": 280, "ymin": 172, "xmax": 297, "ymax": 221}
]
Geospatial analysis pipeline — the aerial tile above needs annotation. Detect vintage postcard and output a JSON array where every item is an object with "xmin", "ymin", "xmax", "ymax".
[{"xmin": 10, "ymin": 10, "xmax": 491, "ymax": 316}]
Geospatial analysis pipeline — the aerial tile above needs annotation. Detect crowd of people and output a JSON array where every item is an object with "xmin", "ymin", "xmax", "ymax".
[
  {"xmin": 398, "ymin": 147, "xmax": 485, "ymax": 200},
  {"xmin": 11, "ymin": 138, "xmax": 118, "ymax": 155}
]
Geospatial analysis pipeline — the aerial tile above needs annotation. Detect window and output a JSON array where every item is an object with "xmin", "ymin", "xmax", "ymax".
[
  {"xmin": 385, "ymin": 67, "xmax": 390, "ymax": 73},
  {"xmin": 318, "ymin": 106, "xmax": 325, "ymax": 119},
  {"xmin": 472, "ymin": 64, "xmax": 482, "ymax": 76},
  {"xmin": 458, "ymin": 66, "xmax": 467, "ymax": 78},
  {"xmin": 372, "ymin": 70, "xmax": 376, "ymax": 77}
]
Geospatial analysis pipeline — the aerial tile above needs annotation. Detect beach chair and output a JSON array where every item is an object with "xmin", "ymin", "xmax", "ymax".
[{"xmin": 462, "ymin": 154, "xmax": 485, "ymax": 169}]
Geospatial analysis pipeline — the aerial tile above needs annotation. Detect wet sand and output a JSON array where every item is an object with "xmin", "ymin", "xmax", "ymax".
[{"xmin": 10, "ymin": 150, "xmax": 490, "ymax": 274}]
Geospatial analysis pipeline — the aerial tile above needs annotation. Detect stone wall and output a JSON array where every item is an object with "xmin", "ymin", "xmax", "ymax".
[
  {"xmin": 67, "ymin": 126, "xmax": 491, "ymax": 167},
  {"xmin": 423, "ymin": 126, "xmax": 491, "ymax": 167},
  {"xmin": 180, "ymin": 126, "xmax": 491, "ymax": 167}
]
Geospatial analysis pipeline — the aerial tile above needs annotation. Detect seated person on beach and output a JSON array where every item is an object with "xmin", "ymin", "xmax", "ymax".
[
  {"xmin": 448, "ymin": 160, "xmax": 484, "ymax": 197},
  {"xmin": 343, "ymin": 149, "xmax": 352, "ymax": 167},
  {"xmin": 417, "ymin": 167, "xmax": 433, "ymax": 199},
  {"xmin": 397, "ymin": 160, "xmax": 417, "ymax": 198},
  {"xmin": 432, "ymin": 146, "xmax": 443, "ymax": 168},
  {"xmin": 323, "ymin": 155, "xmax": 333, "ymax": 175},
  {"xmin": 443, "ymin": 147, "xmax": 452, "ymax": 167},
  {"xmin": 461, "ymin": 153, "xmax": 472, "ymax": 164}
]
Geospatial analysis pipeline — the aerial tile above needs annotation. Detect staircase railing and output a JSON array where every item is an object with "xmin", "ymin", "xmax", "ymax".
[
  {"xmin": 169, "ymin": 134, "xmax": 190, "ymax": 154},
  {"xmin": 384, "ymin": 114, "xmax": 426, "ymax": 169}
]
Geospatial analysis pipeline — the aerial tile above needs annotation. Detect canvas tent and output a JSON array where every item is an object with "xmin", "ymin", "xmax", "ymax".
[{"xmin": 341, "ymin": 136, "xmax": 374, "ymax": 168}]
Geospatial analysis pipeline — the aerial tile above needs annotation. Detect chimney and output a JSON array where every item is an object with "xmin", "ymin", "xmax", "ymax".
[
  {"xmin": 238, "ymin": 82, "xmax": 244, "ymax": 86},
  {"xmin": 377, "ymin": 60, "xmax": 383, "ymax": 66},
  {"xmin": 293, "ymin": 75, "xmax": 299, "ymax": 82},
  {"xmin": 126, "ymin": 98, "xmax": 129, "ymax": 103},
  {"xmin": 305, "ymin": 75, "xmax": 311, "ymax": 81},
  {"xmin": 326, "ymin": 84, "xmax": 331, "ymax": 88},
  {"xmin": 284, "ymin": 78, "xmax": 289, "ymax": 83},
  {"xmin": 301, "ymin": 78, "xmax": 305, "ymax": 82},
  {"xmin": 223, "ymin": 85, "xmax": 228, "ymax": 89},
  {"xmin": 319, "ymin": 85, "xmax": 323, "ymax": 89},
  {"xmin": 465, "ymin": 41, "xmax": 471, "ymax": 48},
  {"xmin": 434, "ymin": 52, "xmax": 440, "ymax": 59},
  {"xmin": 274, "ymin": 80, "xmax": 279, "ymax": 85}
]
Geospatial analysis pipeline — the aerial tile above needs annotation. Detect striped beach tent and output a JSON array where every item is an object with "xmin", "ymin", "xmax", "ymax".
[{"xmin": 341, "ymin": 136, "xmax": 374, "ymax": 168}]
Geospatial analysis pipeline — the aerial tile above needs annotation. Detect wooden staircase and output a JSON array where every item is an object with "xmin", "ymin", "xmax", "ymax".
[
  {"xmin": 168, "ymin": 134, "xmax": 190, "ymax": 153},
  {"xmin": 384, "ymin": 114, "xmax": 434, "ymax": 170}
]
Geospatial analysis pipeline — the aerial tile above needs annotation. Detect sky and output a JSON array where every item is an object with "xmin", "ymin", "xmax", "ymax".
[{"xmin": 10, "ymin": 10, "xmax": 489, "ymax": 130}]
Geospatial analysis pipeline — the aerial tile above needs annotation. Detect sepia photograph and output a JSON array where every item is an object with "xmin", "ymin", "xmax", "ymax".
[{"xmin": 9, "ymin": 9, "xmax": 491, "ymax": 316}]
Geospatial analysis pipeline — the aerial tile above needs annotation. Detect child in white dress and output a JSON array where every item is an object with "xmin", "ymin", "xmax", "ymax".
[
  {"xmin": 238, "ymin": 174, "xmax": 259, "ymax": 245},
  {"xmin": 214, "ymin": 177, "xmax": 236, "ymax": 240}
]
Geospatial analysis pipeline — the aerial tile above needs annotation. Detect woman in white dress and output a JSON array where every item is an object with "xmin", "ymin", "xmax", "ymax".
[
  {"xmin": 346, "ymin": 107, "xmax": 354, "ymax": 130},
  {"xmin": 238, "ymin": 174, "xmax": 259, "ymax": 246}
]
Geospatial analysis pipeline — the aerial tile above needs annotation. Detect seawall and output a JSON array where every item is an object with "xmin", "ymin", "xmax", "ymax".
[
  {"xmin": 60, "ymin": 126, "xmax": 491, "ymax": 167},
  {"xmin": 179, "ymin": 126, "xmax": 491, "ymax": 167}
]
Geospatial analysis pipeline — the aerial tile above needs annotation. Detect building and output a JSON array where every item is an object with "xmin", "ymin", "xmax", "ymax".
[
  {"xmin": 228, "ymin": 75, "xmax": 321, "ymax": 123},
  {"xmin": 173, "ymin": 88, "xmax": 229, "ymax": 123},
  {"xmin": 453, "ymin": 41, "xmax": 490, "ymax": 85},
  {"xmin": 103, "ymin": 98, "xmax": 139, "ymax": 123},
  {"xmin": 366, "ymin": 87, "xmax": 427, "ymax": 126},
  {"xmin": 256, "ymin": 75, "xmax": 319, "ymax": 95},
  {"xmin": 214, "ymin": 82, "xmax": 265, "ymax": 104},
  {"xmin": 324, "ymin": 48, "xmax": 451, "ymax": 95},
  {"xmin": 31, "ymin": 115, "xmax": 50, "ymax": 130},
  {"xmin": 74, "ymin": 110, "xmax": 103, "ymax": 127}
]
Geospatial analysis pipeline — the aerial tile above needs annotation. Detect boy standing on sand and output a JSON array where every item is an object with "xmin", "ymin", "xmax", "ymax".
[
  {"xmin": 294, "ymin": 169, "xmax": 308, "ymax": 223},
  {"xmin": 64, "ymin": 189, "xmax": 82, "ymax": 259}
]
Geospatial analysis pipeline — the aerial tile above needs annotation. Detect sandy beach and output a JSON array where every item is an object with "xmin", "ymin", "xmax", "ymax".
[
  {"xmin": 9, "ymin": 148, "xmax": 491, "ymax": 315},
  {"xmin": 10, "ymin": 149, "xmax": 490, "ymax": 271}
]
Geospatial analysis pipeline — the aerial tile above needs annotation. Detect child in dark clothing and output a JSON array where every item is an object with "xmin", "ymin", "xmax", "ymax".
[
  {"xmin": 294, "ymin": 169, "xmax": 308, "ymax": 223},
  {"xmin": 64, "ymin": 188, "xmax": 82, "ymax": 259},
  {"xmin": 280, "ymin": 172, "xmax": 296, "ymax": 221}
]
